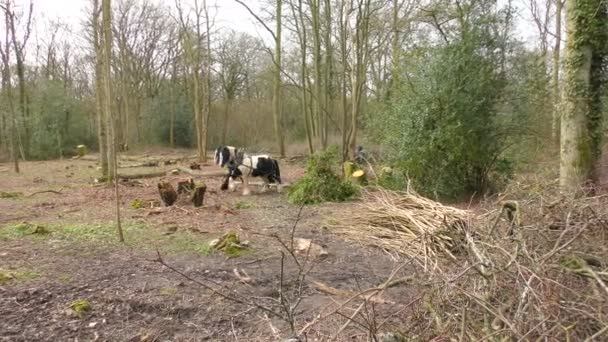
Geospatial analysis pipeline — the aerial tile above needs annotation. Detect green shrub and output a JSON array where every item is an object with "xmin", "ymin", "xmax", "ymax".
[
  {"xmin": 375, "ymin": 167, "xmax": 409, "ymax": 191},
  {"xmin": 367, "ymin": 22, "xmax": 522, "ymax": 199},
  {"xmin": 288, "ymin": 147, "xmax": 359, "ymax": 205}
]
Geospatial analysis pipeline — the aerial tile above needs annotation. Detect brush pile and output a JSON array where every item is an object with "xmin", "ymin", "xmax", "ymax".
[{"xmin": 329, "ymin": 187, "xmax": 472, "ymax": 260}]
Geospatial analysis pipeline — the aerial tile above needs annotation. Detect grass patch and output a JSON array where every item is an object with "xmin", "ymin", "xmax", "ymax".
[
  {"xmin": 196, "ymin": 241, "xmax": 213, "ymax": 256},
  {"xmin": 0, "ymin": 221, "xmax": 216, "ymax": 256},
  {"xmin": 0, "ymin": 191, "xmax": 22, "ymax": 199},
  {"xmin": 0, "ymin": 268, "xmax": 39, "ymax": 284},
  {"xmin": 159, "ymin": 287, "xmax": 178, "ymax": 296},
  {"xmin": 234, "ymin": 200, "xmax": 254, "ymax": 209}
]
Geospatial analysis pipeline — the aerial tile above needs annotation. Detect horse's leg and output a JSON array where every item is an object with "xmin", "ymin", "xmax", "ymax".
[
  {"xmin": 260, "ymin": 177, "xmax": 270, "ymax": 193},
  {"xmin": 242, "ymin": 175, "xmax": 251, "ymax": 196},
  {"xmin": 228, "ymin": 177, "xmax": 237, "ymax": 192}
]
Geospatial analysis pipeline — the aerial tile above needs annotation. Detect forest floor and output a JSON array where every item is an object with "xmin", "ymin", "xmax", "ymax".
[{"xmin": 0, "ymin": 150, "xmax": 418, "ymax": 342}]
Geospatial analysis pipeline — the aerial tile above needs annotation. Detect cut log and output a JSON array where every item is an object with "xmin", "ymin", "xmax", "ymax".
[
  {"xmin": 120, "ymin": 161, "xmax": 159, "ymax": 168},
  {"xmin": 118, "ymin": 170, "xmax": 168, "ymax": 180},
  {"xmin": 177, "ymin": 178, "xmax": 195, "ymax": 194},
  {"xmin": 351, "ymin": 170, "xmax": 367, "ymax": 185},
  {"xmin": 191, "ymin": 184, "xmax": 207, "ymax": 207},
  {"xmin": 176, "ymin": 166, "xmax": 227, "ymax": 177},
  {"xmin": 158, "ymin": 182, "xmax": 178, "ymax": 206}
]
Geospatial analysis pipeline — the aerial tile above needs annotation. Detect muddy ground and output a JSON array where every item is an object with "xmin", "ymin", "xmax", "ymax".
[{"xmin": 0, "ymin": 151, "xmax": 420, "ymax": 342}]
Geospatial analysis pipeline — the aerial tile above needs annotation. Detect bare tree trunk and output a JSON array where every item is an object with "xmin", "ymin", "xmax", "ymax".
[
  {"xmin": 93, "ymin": 0, "xmax": 109, "ymax": 176},
  {"xmin": 348, "ymin": 0, "xmax": 372, "ymax": 159},
  {"xmin": 1, "ymin": 3, "xmax": 18, "ymax": 172},
  {"xmin": 7, "ymin": 0, "xmax": 32, "ymax": 160},
  {"xmin": 202, "ymin": 0, "xmax": 212, "ymax": 162},
  {"xmin": 292, "ymin": 0, "xmax": 314, "ymax": 155},
  {"xmin": 102, "ymin": 0, "xmax": 124, "ymax": 242},
  {"xmin": 274, "ymin": 0, "xmax": 285, "ymax": 157},
  {"xmin": 323, "ymin": 0, "xmax": 332, "ymax": 148},
  {"xmin": 552, "ymin": 0, "xmax": 564, "ymax": 141},
  {"xmin": 169, "ymin": 59, "xmax": 177, "ymax": 148},
  {"xmin": 311, "ymin": 0, "xmax": 325, "ymax": 148},
  {"xmin": 339, "ymin": 0, "xmax": 349, "ymax": 161},
  {"xmin": 102, "ymin": 0, "xmax": 115, "ymax": 181},
  {"xmin": 560, "ymin": 0, "xmax": 607, "ymax": 192},
  {"xmin": 222, "ymin": 97, "xmax": 232, "ymax": 145}
]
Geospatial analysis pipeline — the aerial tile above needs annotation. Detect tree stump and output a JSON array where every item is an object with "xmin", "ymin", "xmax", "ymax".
[
  {"xmin": 351, "ymin": 170, "xmax": 367, "ymax": 185},
  {"xmin": 158, "ymin": 182, "xmax": 178, "ymax": 206},
  {"xmin": 76, "ymin": 145, "xmax": 88, "ymax": 157},
  {"xmin": 220, "ymin": 175, "xmax": 230, "ymax": 191},
  {"xmin": 190, "ymin": 162, "xmax": 201, "ymax": 170},
  {"xmin": 177, "ymin": 178, "xmax": 195, "ymax": 194},
  {"xmin": 192, "ymin": 184, "xmax": 207, "ymax": 207},
  {"xmin": 343, "ymin": 161, "xmax": 355, "ymax": 180}
]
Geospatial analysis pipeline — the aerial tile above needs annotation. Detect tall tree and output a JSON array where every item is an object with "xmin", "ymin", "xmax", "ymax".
[
  {"xmin": 91, "ymin": 0, "xmax": 109, "ymax": 176},
  {"xmin": 552, "ymin": 0, "xmax": 564, "ymax": 140},
  {"xmin": 288, "ymin": 0, "xmax": 314, "ymax": 154},
  {"xmin": 101, "ymin": 0, "xmax": 124, "ymax": 241},
  {"xmin": 0, "ymin": 2, "xmax": 18, "ymax": 172},
  {"xmin": 559, "ymin": 0, "xmax": 607, "ymax": 192},
  {"xmin": 5, "ymin": 0, "xmax": 32, "ymax": 159},
  {"xmin": 175, "ymin": 0, "xmax": 208, "ymax": 162},
  {"xmin": 234, "ymin": 0, "xmax": 286, "ymax": 157},
  {"xmin": 217, "ymin": 31, "xmax": 259, "ymax": 145},
  {"xmin": 348, "ymin": 0, "xmax": 374, "ymax": 159},
  {"xmin": 274, "ymin": 0, "xmax": 285, "ymax": 157}
]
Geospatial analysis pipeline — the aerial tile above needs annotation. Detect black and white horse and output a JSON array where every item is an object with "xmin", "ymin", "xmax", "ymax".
[
  {"xmin": 225, "ymin": 154, "xmax": 282, "ymax": 195},
  {"xmin": 214, "ymin": 145, "xmax": 238, "ymax": 168}
]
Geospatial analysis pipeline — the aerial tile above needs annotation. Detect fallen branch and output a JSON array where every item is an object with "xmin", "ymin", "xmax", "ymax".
[{"xmin": 26, "ymin": 187, "xmax": 65, "ymax": 197}]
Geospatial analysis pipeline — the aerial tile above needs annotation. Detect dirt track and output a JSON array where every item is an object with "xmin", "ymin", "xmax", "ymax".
[{"xmin": 0, "ymin": 152, "xmax": 418, "ymax": 341}]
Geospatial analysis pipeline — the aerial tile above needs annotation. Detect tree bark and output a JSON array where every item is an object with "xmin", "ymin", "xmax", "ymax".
[
  {"xmin": 7, "ymin": 1, "xmax": 31, "ymax": 159},
  {"xmin": 295, "ymin": 0, "xmax": 314, "ymax": 155},
  {"xmin": 93, "ymin": 0, "xmax": 109, "ymax": 177},
  {"xmin": 191, "ymin": 184, "xmax": 206, "ymax": 207},
  {"xmin": 102, "ymin": 0, "xmax": 124, "ymax": 242},
  {"xmin": 322, "ymin": 0, "xmax": 332, "ymax": 148},
  {"xmin": 311, "ymin": 0, "xmax": 324, "ymax": 148},
  {"xmin": 339, "ymin": 0, "xmax": 349, "ymax": 162},
  {"xmin": 551, "ymin": 0, "xmax": 564, "ymax": 141},
  {"xmin": 559, "ymin": 0, "xmax": 607, "ymax": 192},
  {"xmin": 1, "ymin": 3, "xmax": 19, "ymax": 172},
  {"xmin": 273, "ymin": 0, "xmax": 286, "ymax": 157}
]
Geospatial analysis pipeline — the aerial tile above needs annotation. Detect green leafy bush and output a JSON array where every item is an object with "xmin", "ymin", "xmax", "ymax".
[
  {"xmin": 367, "ymin": 19, "xmax": 523, "ymax": 199},
  {"xmin": 288, "ymin": 146, "xmax": 359, "ymax": 205}
]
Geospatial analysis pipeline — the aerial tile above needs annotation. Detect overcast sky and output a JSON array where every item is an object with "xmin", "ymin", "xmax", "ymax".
[{"xmin": 11, "ymin": 0, "xmax": 541, "ymax": 58}]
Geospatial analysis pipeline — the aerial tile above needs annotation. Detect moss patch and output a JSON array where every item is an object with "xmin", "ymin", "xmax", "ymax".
[
  {"xmin": 130, "ymin": 198, "xmax": 145, "ymax": 209},
  {"xmin": 69, "ymin": 300, "xmax": 92, "ymax": 318},
  {"xmin": 0, "ymin": 268, "xmax": 40, "ymax": 284},
  {"xmin": 210, "ymin": 232, "xmax": 248, "ymax": 257}
]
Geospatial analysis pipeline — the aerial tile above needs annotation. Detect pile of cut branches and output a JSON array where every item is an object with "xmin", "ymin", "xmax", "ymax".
[{"xmin": 329, "ymin": 187, "xmax": 472, "ymax": 260}]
